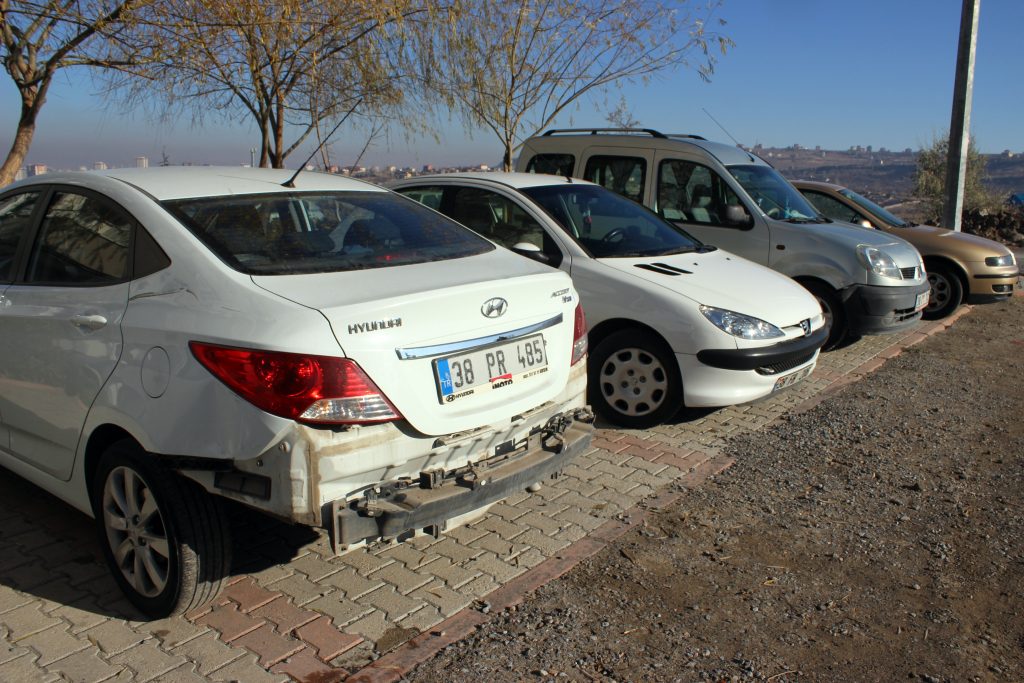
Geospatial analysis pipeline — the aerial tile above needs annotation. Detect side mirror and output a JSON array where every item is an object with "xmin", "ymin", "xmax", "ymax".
[
  {"xmin": 512, "ymin": 242, "xmax": 551, "ymax": 264},
  {"xmin": 724, "ymin": 204, "xmax": 751, "ymax": 226}
]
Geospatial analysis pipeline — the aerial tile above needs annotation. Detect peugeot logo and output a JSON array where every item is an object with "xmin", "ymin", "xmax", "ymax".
[
  {"xmin": 481, "ymin": 297, "xmax": 508, "ymax": 318},
  {"xmin": 800, "ymin": 318, "xmax": 811, "ymax": 336}
]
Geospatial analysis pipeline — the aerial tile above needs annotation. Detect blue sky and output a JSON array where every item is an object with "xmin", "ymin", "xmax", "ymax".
[{"xmin": 2, "ymin": 0, "xmax": 1022, "ymax": 170}]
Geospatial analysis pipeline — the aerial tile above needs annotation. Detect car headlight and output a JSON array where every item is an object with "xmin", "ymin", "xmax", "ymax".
[
  {"xmin": 856, "ymin": 245, "xmax": 903, "ymax": 279},
  {"xmin": 985, "ymin": 253, "xmax": 1015, "ymax": 267},
  {"xmin": 699, "ymin": 305, "xmax": 785, "ymax": 340}
]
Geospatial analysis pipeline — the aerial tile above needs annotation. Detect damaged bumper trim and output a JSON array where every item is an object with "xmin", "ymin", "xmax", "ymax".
[{"xmin": 331, "ymin": 408, "xmax": 594, "ymax": 550}]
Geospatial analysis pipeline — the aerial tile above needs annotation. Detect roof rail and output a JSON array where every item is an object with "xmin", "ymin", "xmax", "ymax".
[
  {"xmin": 665, "ymin": 133, "xmax": 707, "ymax": 141},
  {"xmin": 541, "ymin": 128, "xmax": 669, "ymax": 138}
]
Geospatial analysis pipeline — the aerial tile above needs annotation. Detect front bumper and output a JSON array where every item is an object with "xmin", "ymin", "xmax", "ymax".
[
  {"xmin": 966, "ymin": 267, "xmax": 1020, "ymax": 303},
  {"xmin": 696, "ymin": 325, "xmax": 828, "ymax": 372},
  {"xmin": 842, "ymin": 281, "xmax": 930, "ymax": 336},
  {"xmin": 330, "ymin": 408, "xmax": 594, "ymax": 549}
]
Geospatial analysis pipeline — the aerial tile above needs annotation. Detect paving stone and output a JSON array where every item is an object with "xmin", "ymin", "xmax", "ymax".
[
  {"xmin": 0, "ymin": 652, "xmax": 62, "ymax": 682},
  {"xmin": 457, "ymin": 573, "xmax": 500, "ymax": 599},
  {"xmin": 488, "ymin": 501, "xmax": 532, "ymax": 522},
  {"xmin": 170, "ymin": 630, "xmax": 245, "ymax": 676},
  {"xmin": 355, "ymin": 585, "xmax": 422, "ymax": 622},
  {"xmin": 410, "ymin": 581, "xmax": 474, "ymax": 618},
  {"xmin": 513, "ymin": 528, "xmax": 571, "ymax": 555},
  {"xmin": 467, "ymin": 532, "xmax": 526, "ymax": 558},
  {"xmin": 344, "ymin": 611, "xmax": 392, "ymax": 643},
  {"xmin": 220, "ymin": 576, "xmax": 280, "ymax": 613},
  {"xmin": 0, "ymin": 585, "xmax": 31, "ymax": 615},
  {"xmin": 231, "ymin": 622, "xmax": 305, "ymax": 667},
  {"xmin": 3, "ymin": 603, "xmax": 62, "ymax": 641},
  {"xmin": 249, "ymin": 597, "xmax": 320, "ymax": 634},
  {"xmin": 264, "ymin": 572, "xmax": 334, "ymax": 606},
  {"xmin": 0, "ymin": 547, "xmax": 34, "ymax": 574},
  {"xmin": 510, "ymin": 546, "xmax": 548, "ymax": 571},
  {"xmin": 145, "ymin": 663, "xmax": 210, "ymax": 683},
  {"xmin": 463, "ymin": 551, "xmax": 526, "ymax": 583},
  {"xmin": 397, "ymin": 604, "xmax": 443, "ymax": 634},
  {"xmin": 139, "ymin": 616, "xmax": 208, "ymax": 649},
  {"xmin": 0, "ymin": 639, "xmax": 31, "ymax": 665},
  {"xmin": 319, "ymin": 566, "xmax": 385, "ymax": 600},
  {"xmin": 287, "ymin": 552, "xmax": 344, "ymax": 582},
  {"xmin": 590, "ymin": 473, "xmax": 642, "ymax": 495},
  {"xmin": 554, "ymin": 523, "xmax": 590, "ymax": 544},
  {"xmin": 303, "ymin": 593, "xmax": 374, "ymax": 627},
  {"xmin": 19, "ymin": 623, "xmax": 91, "ymax": 665},
  {"xmin": 193, "ymin": 604, "xmax": 265, "ymax": 643},
  {"xmin": 553, "ymin": 508, "xmax": 611, "ymax": 532},
  {"xmin": 375, "ymin": 543, "xmax": 434, "ymax": 569},
  {"xmin": 47, "ymin": 598, "xmax": 107, "ymax": 635},
  {"xmin": 369, "ymin": 560, "xmax": 433, "ymax": 596},
  {"xmin": 442, "ymin": 524, "xmax": 490, "ymax": 545},
  {"xmin": 427, "ymin": 537, "xmax": 482, "ymax": 565},
  {"xmin": 3, "ymin": 563, "xmax": 54, "ymax": 591},
  {"xmin": 43, "ymin": 646, "xmax": 126, "ymax": 683},
  {"xmin": 472, "ymin": 514, "xmax": 527, "ymax": 542},
  {"xmin": 295, "ymin": 616, "xmax": 364, "ymax": 661},
  {"xmin": 80, "ymin": 620, "xmax": 149, "ymax": 656},
  {"xmin": 270, "ymin": 646, "xmax": 346, "ymax": 683},
  {"xmin": 340, "ymin": 549, "xmax": 395, "ymax": 577},
  {"xmin": 208, "ymin": 652, "xmax": 291, "ymax": 683},
  {"xmin": 422, "ymin": 557, "xmax": 481, "ymax": 589},
  {"xmin": 518, "ymin": 510, "xmax": 568, "ymax": 536},
  {"xmin": 243, "ymin": 563, "xmax": 296, "ymax": 586},
  {"xmin": 109, "ymin": 641, "xmax": 189, "ymax": 683}
]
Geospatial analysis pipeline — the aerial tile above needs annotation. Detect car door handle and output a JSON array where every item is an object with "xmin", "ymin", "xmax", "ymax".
[{"xmin": 70, "ymin": 314, "xmax": 108, "ymax": 330}]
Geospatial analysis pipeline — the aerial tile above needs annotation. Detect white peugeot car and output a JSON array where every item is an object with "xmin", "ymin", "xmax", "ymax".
[
  {"xmin": 0, "ymin": 167, "xmax": 592, "ymax": 617},
  {"xmin": 391, "ymin": 173, "xmax": 828, "ymax": 429}
]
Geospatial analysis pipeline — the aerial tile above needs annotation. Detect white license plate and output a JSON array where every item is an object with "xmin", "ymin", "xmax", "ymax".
[
  {"xmin": 434, "ymin": 334, "xmax": 548, "ymax": 403},
  {"xmin": 915, "ymin": 291, "xmax": 929, "ymax": 311},
  {"xmin": 773, "ymin": 362, "xmax": 814, "ymax": 392}
]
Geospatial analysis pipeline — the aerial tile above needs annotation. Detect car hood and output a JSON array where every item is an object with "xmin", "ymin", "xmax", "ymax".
[
  {"xmin": 893, "ymin": 223, "xmax": 1013, "ymax": 258},
  {"xmin": 596, "ymin": 248, "xmax": 821, "ymax": 326}
]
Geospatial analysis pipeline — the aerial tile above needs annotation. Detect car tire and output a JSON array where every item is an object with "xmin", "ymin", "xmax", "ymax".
[
  {"xmin": 922, "ymin": 264, "xmax": 963, "ymax": 320},
  {"xmin": 801, "ymin": 281, "xmax": 847, "ymax": 351},
  {"xmin": 92, "ymin": 440, "xmax": 231, "ymax": 618},
  {"xmin": 589, "ymin": 329, "xmax": 681, "ymax": 429}
]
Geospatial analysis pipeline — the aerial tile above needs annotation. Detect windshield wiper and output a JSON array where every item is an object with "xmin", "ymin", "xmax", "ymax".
[
  {"xmin": 784, "ymin": 217, "xmax": 818, "ymax": 224},
  {"xmin": 649, "ymin": 246, "xmax": 697, "ymax": 256}
]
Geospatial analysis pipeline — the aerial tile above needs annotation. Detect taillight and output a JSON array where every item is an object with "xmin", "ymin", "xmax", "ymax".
[
  {"xmin": 571, "ymin": 303, "xmax": 588, "ymax": 365},
  {"xmin": 189, "ymin": 342, "xmax": 400, "ymax": 424}
]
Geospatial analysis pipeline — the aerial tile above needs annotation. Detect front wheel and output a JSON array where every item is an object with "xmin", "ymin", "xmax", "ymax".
[
  {"xmin": 92, "ymin": 440, "xmax": 231, "ymax": 618},
  {"xmin": 801, "ymin": 281, "xmax": 847, "ymax": 351},
  {"xmin": 922, "ymin": 264, "xmax": 963, "ymax": 320},
  {"xmin": 589, "ymin": 329, "xmax": 682, "ymax": 429}
]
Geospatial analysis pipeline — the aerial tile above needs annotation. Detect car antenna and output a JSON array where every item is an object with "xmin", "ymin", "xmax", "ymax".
[
  {"xmin": 282, "ymin": 98, "xmax": 363, "ymax": 188},
  {"xmin": 702, "ymin": 108, "xmax": 742, "ymax": 147}
]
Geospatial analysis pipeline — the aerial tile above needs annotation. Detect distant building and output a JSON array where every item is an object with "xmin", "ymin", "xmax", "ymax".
[
  {"xmin": 136, "ymin": 156, "xmax": 149, "ymax": 168},
  {"xmin": 93, "ymin": 161, "xmax": 108, "ymax": 170},
  {"xmin": 27, "ymin": 163, "xmax": 47, "ymax": 177}
]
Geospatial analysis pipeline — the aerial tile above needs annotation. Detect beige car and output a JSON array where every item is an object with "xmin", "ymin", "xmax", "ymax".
[{"xmin": 795, "ymin": 180, "xmax": 1020, "ymax": 320}]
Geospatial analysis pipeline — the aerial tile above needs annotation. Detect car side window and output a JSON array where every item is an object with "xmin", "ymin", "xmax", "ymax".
[
  {"xmin": 394, "ymin": 186, "xmax": 444, "ymax": 210},
  {"xmin": 657, "ymin": 159, "xmax": 742, "ymax": 226},
  {"xmin": 802, "ymin": 191, "xmax": 862, "ymax": 224},
  {"xmin": 524, "ymin": 154, "xmax": 575, "ymax": 177},
  {"xmin": 444, "ymin": 187, "xmax": 562, "ymax": 266},
  {"xmin": 26, "ymin": 191, "xmax": 132, "ymax": 285},
  {"xmin": 583, "ymin": 155, "xmax": 646, "ymax": 203},
  {"xmin": 0, "ymin": 191, "xmax": 40, "ymax": 283}
]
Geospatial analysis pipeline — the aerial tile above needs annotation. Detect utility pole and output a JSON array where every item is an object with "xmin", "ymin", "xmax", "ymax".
[{"xmin": 942, "ymin": 0, "xmax": 981, "ymax": 231}]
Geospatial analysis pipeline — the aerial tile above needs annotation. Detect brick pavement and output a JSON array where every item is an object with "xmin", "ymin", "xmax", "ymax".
[{"xmin": 0, "ymin": 307, "xmax": 981, "ymax": 682}]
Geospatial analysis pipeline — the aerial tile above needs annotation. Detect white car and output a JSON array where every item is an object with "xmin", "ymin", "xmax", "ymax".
[
  {"xmin": 390, "ymin": 173, "xmax": 827, "ymax": 428},
  {"xmin": 0, "ymin": 167, "xmax": 592, "ymax": 617}
]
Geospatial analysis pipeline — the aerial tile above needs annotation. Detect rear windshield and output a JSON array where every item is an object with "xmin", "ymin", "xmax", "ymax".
[{"xmin": 163, "ymin": 191, "xmax": 493, "ymax": 274}]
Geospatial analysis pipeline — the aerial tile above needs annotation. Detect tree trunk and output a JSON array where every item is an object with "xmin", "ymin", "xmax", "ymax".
[
  {"xmin": 502, "ymin": 142, "xmax": 513, "ymax": 172},
  {"xmin": 0, "ymin": 97, "xmax": 42, "ymax": 187}
]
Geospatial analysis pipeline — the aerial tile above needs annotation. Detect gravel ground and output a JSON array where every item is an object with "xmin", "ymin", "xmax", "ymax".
[{"xmin": 407, "ymin": 296, "xmax": 1024, "ymax": 683}]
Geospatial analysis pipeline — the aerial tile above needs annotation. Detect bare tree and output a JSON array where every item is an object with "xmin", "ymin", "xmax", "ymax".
[
  {"xmin": 115, "ymin": 0, "xmax": 430, "ymax": 169},
  {"xmin": 421, "ymin": 0, "xmax": 732, "ymax": 170},
  {"xmin": 605, "ymin": 94, "xmax": 641, "ymax": 128},
  {"xmin": 0, "ymin": 0, "xmax": 149, "ymax": 186}
]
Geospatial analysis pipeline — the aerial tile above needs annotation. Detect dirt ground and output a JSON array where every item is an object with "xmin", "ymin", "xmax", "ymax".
[{"xmin": 407, "ymin": 296, "xmax": 1024, "ymax": 683}]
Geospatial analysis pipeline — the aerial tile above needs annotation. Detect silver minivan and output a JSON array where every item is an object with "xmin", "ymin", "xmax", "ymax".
[{"xmin": 517, "ymin": 129, "xmax": 930, "ymax": 349}]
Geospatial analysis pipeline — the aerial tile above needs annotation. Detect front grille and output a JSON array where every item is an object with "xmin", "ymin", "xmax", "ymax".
[
  {"xmin": 900, "ymin": 266, "xmax": 918, "ymax": 280},
  {"xmin": 755, "ymin": 351, "xmax": 816, "ymax": 376},
  {"xmin": 894, "ymin": 305, "xmax": 920, "ymax": 322}
]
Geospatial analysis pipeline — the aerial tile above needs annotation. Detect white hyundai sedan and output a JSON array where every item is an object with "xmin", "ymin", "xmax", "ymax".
[
  {"xmin": 391, "ymin": 173, "xmax": 828, "ymax": 428},
  {"xmin": 0, "ymin": 167, "xmax": 592, "ymax": 617}
]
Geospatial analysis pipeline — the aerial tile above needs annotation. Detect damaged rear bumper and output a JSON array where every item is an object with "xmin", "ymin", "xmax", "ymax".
[{"xmin": 331, "ymin": 408, "xmax": 594, "ymax": 550}]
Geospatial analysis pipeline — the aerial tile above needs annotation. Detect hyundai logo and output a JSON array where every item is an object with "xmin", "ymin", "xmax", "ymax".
[
  {"xmin": 481, "ymin": 297, "xmax": 508, "ymax": 318},
  {"xmin": 800, "ymin": 318, "xmax": 811, "ymax": 336}
]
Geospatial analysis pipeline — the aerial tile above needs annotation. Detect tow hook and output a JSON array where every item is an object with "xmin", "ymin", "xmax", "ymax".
[{"xmin": 541, "ymin": 407, "xmax": 595, "ymax": 453}]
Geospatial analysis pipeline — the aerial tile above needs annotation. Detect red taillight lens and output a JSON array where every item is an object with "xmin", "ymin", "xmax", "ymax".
[
  {"xmin": 571, "ymin": 303, "xmax": 588, "ymax": 365},
  {"xmin": 189, "ymin": 342, "xmax": 400, "ymax": 424}
]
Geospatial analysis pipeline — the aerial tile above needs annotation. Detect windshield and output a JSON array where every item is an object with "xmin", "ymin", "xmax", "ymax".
[
  {"xmin": 838, "ymin": 188, "xmax": 910, "ymax": 227},
  {"xmin": 520, "ymin": 184, "xmax": 703, "ymax": 258},
  {"xmin": 727, "ymin": 165, "xmax": 822, "ymax": 222},
  {"xmin": 163, "ymin": 191, "xmax": 492, "ymax": 275}
]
